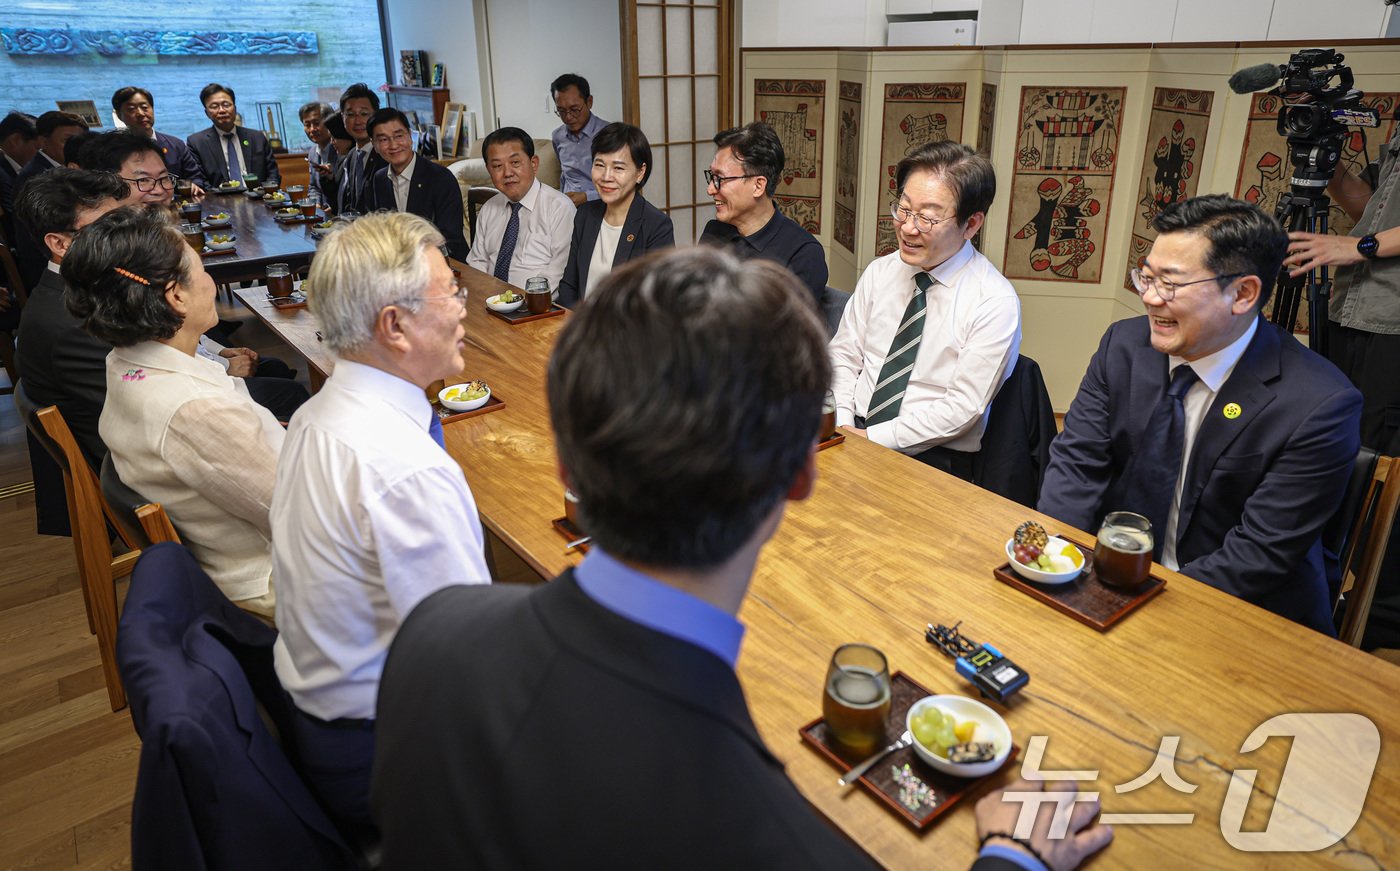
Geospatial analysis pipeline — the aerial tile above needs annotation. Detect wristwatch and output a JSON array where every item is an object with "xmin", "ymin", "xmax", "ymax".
[{"xmin": 1358, "ymin": 234, "xmax": 1381, "ymax": 259}]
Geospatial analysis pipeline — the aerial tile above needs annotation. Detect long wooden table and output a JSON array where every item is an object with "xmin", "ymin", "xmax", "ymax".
[
  {"xmin": 198, "ymin": 189, "xmax": 320, "ymax": 284},
  {"xmin": 239, "ymin": 264, "xmax": 1400, "ymax": 868}
]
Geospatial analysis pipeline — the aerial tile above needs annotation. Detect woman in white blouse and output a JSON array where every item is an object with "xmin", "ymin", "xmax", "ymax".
[
  {"xmin": 556, "ymin": 123, "xmax": 675, "ymax": 308},
  {"xmin": 62, "ymin": 206, "xmax": 284, "ymax": 618}
]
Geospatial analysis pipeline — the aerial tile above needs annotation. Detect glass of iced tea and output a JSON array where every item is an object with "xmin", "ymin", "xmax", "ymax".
[
  {"xmin": 265, "ymin": 263, "xmax": 294, "ymax": 299},
  {"xmin": 1094, "ymin": 511, "xmax": 1153, "ymax": 589},
  {"xmin": 822, "ymin": 644, "xmax": 892, "ymax": 756}
]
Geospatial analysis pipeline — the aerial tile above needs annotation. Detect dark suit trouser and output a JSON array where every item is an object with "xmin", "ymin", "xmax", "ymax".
[
  {"xmin": 855, "ymin": 415, "xmax": 975, "ymax": 481},
  {"xmin": 1329, "ymin": 321, "xmax": 1400, "ymax": 649},
  {"xmin": 290, "ymin": 707, "xmax": 377, "ymax": 835}
]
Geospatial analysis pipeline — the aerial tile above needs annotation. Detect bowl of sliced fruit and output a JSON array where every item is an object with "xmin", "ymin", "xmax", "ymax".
[
  {"xmin": 439, "ymin": 380, "xmax": 490, "ymax": 412},
  {"xmin": 203, "ymin": 212, "xmax": 231, "ymax": 228},
  {"xmin": 486, "ymin": 289, "xmax": 524, "ymax": 313},
  {"xmin": 205, "ymin": 233, "xmax": 237, "ymax": 251},
  {"xmin": 1006, "ymin": 520, "xmax": 1084, "ymax": 584},
  {"xmin": 907, "ymin": 695, "xmax": 1011, "ymax": 778}
]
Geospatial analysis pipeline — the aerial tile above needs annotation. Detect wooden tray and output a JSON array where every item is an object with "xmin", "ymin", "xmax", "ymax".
[
  {"xmin": 209, "ymin": 184, "xmax": 245, "ymax": 194},
  {"xmin": 274, "ymin": 213, "xmax": 319, "ymax": 224},
  {"xmin": 268, "ymin": 295, "xmax": 308, "ymax": 311},
  {"xmin": 488, "ymin": 304, "xmax": 566, "ymax": 325},
  {"xmin": 200, "ymin": 221, "xmax": 234, "ymax": 231},
  {"xmin": 550, "ymin": 516, "xmax": 591, "ymax": 554},
  {"xmin": 433, "ymin": 392, "xmax": 505, "ymax": 424},
  {"xmin": 992, "ymin": 540, "xmax": 1166, "ymax": 631},
  {"xmin": 799, "ymin": 672, "xmax": 1019, "ymax": 831},
  {"xmin": 818, "ymin": 433, "xmax": 846, "ymax": 451},
  {"xmin": 200, "ymin": 247, "xmax": 236, "ymax": 258}
]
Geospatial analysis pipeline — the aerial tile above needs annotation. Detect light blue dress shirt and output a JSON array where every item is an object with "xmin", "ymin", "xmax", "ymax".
[{"xmin": 552, "ymin": 112, "xmax": 609, "ymax": 202}]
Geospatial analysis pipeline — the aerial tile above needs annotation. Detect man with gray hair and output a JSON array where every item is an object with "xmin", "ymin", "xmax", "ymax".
[
  {"xmin": 270, "ymin": 211, "xmax": 491, "ymax": 833},
  {"xmin": 299, "ymin": 100, "xmax": 338, "ymax": 200}
]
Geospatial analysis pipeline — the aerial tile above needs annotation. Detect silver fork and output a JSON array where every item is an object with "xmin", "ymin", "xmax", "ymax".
[{"xmin": 838, "ymin": 730, "xmax": 913, "ymax": 787}]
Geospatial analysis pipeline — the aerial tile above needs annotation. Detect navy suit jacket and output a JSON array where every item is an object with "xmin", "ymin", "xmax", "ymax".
[
  {"xmin": 118, "ymin": 544, "xmax": 355, "ymax": 871},
  {"xmin": 557, "ymin": 194, "xmax": 674, "ymax": 308},
  {"xmin": 327, "ymin": 145, "xmax": 385, "ymax": 215},
  {"xmin": 369, "ymin": 158, "xmax": 468, "ymax": 260},
  {"xmin": 1038, "ymin": 315, "xmax": 1361, "ymax": 634},
  {"xmin": 0, "ymin": 156, "xmax": 17, "ymax": 243},
  {"xmin": 187, "ymin": 125, "xmax": 277, "ymax": 188},
  {"xmin": 155, "ymin": 130, "xmax": 208, "ymax": 189}
]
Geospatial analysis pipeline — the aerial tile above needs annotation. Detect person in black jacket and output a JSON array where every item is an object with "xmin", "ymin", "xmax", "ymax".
[
  {"xmin": 557, "ymin": 122, "xmax": 673, "ymax": 308},
  {"xmin": 186, "ymin": 83, "xmax": 281, "ymax": 188},
  {"xmin": 373, "ymin": 247, "xmax": 1113, "ymax": 869},
  {"xmin": 366, "ymin": 108, "xmax": 468, "ymax": 260}
]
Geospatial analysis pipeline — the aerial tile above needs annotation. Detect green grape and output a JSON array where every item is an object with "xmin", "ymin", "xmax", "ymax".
[{"xmin": 912, "ymin": 719, "xmax": 940, "ymax": 747}]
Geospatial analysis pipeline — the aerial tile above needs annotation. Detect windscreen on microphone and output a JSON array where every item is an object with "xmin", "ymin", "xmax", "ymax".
[{"xmin": 1229, "ymin": 63, "xmax": 1284, "ymax": 95}]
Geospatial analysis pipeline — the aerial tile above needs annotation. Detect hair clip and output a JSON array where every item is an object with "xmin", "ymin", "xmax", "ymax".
[{"xmin": 113, "ymin": 266, "xmax": 150, "ymax": 285}]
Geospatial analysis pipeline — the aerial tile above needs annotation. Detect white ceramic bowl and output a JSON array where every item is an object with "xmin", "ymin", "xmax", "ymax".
[
  {"xmin": 203, "ymin": 214, "xmax": 231, "ymax": 228},
  {"xmin": 439, "ymin": 382, "xmax": 490, "ymax": 412},
  {"xmin": 276, "ymin": 207, "xmax": 302, "ymax": 218},
  {"xmin": 906, "ymin": 695, "xmax": 1012, "ymax": 778},
  {"xmin": 1005, "ymin": 538, "xmax": 1083, "ymax": 585},
  {"xmin": 486, "ymin": 293, "xmax": 524, "ymax": 313},
  {"xmin": 218, "ymin": 180, "xmax": 243, "ymax": 191},
  {"xmin": 204, "ymin": 236, "xmax": 237, "ymax": 251}
]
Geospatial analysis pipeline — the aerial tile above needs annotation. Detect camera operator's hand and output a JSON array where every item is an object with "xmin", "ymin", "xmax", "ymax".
[
  {"xmin": 1286, "ymin": 230, "xmax": 1365, "ymax": 277},
  {"xmin": 974, "ymin": 778, "xmax": 1113, "ymax": 871}
]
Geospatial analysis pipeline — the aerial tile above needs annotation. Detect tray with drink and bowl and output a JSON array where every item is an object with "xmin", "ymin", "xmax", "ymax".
[
  {"xmin": 488, "ymin": 277, "xmax": 566, "ymax": 324},
  {"xmin": 992, "ymin": 513, "xmax": 1166, "ymax": 631},
  {"xmin": 798, "ymin": 644, "xmax": 1019, "ymax": 830}
]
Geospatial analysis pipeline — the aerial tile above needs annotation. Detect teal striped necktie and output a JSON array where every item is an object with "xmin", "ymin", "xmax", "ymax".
[{"xmin": 865, "ymin": 272, "xmax": 932, "ymax": 426}]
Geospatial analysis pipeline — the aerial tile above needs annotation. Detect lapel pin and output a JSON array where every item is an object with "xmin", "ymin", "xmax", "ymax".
[
  {"xmin": 626, "ymin": 233, "xmax": 635, "ymax": 242},
  {"xmin": 1223, "ymin": 402, "xmax": 1242, "ymax": 420}
]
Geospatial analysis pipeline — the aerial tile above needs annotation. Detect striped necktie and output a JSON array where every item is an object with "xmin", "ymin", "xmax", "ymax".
[
  {"xmin": 865, "ymin": 272, "xmax": 932, "ymax": 427},
  {"xmin": 494, "ymin": 201, "xmax": 522, "ymax": 283}
]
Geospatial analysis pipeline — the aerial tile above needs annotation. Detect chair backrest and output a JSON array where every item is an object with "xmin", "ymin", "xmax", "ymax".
[
  {"xmin": 972, "ymin": 355, "xmax": 1057, "ymax": 508},
  {"xmin": 466, "ymin": 186, "xmax": 500, "ymax": 247},
  {"xmin": 136, "ymin": 503, "xmax": 182, "ymax": 546},
  {"xmin": 14, "ymin": 378, "xmax": 60, "ymax": 466},
  {"xmin": 101, "ymin": 453, "xmax": 153, "ymax": 549},
  {"xmin": 1323, "ymin": 445, "xmax": 1379, "ymax": 593},
  {"xmin": 1337, "ymin": 455, "xmax": 1400, "ymax": 647},
  {"xmin": 820, "ymin": 286, "xmax": 851, "ymax": 339}
]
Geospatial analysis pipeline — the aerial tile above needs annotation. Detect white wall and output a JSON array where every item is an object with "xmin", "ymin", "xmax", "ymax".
[
  {"xmin": 481, "ymin": 0, "xmax": 624, "ymax": 139},
  {"xmin": 383, "ymin": 0, "xmax": 485, "ymax": 134},
  {"xmin": 743, "ymin": 0, "xmax": 887, "ymax": 47}
]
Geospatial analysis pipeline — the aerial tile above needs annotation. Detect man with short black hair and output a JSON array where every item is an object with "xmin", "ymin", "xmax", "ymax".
[
  {"xmin": 698, "ymin": 121, "xmax": 828, "ymax": 303},
  {"xmin": 111, "ymin": 86, "xmax": 207, "ymax": 192},
  {"xmin": 328, "ymin": 82, "xmax": 386, "ymax": 214},
  {"xmin": 465, "ymin": 126, "xmax": 575, "ymax": 289},
  {"xmin": 550, "ymin": 73, "xmax": 608, "ymax": 206},
  {"xmin": 300, "ymin": 100, "xmax": 338, "ymax": 200},
  {"xmin": 1039, "ymin": 194, "xmax": 1362, "ymax": 634},
  {"xmin": 0, "ymin": 111, "xmax": 37, "ymax": 225},
  {"xmin": 78, "ymin": 131, "xmax": 176, "ymax": 207},
  {"xmin": 188, "ymin": 83, "xmax": 280, "ymax": 187},
  {"xmin": 830, "ymin": 141, "xmax": 1020, "ymax": 480},
  {"xmin": 367, "ymin": 108, "xmax": 468, "ymax": 260},
  {"xmin": 16, "ymin": 111, "xmax": 88, "ymax": 193},
  {"xmin": 373, "ymin": 246, "xmax": 1112, "ymax": 870}
]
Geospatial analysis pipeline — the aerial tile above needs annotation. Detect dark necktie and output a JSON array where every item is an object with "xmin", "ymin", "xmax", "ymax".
[
  {"xmin": 865, "ymin": 272, "xmax": 932, "ymax": 426},
  {"xmin": 494, "ymin": 201, "xmax": 522, "ymax": 283},
  {"xmin": 341, "ymin": 148, "xmax": 363, "ymax": 208},
  {"xmin": 429, "ymin": 410, "xmax": 445, "ymax": 450},
  {"xmin": 1122, "ymin": 364, "xmax": 1200, "ymax": 559},
  {"xmin": 223, "ymin": 133, "xmax": 240, "ymax": 184}
]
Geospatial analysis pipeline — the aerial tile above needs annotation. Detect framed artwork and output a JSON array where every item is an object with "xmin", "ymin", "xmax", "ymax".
[
  {"xmin": 403, "ymin": 109, "xmax": 420, "ymax": 130},
  {"xmin": 56, "ymin": 99, "xmax": 100, "ymax": 128},
  {"xmin": 834, "ymin": 81, "xmax": 862, "ymax": 253},
  {"xmin": 1125, "ymin": 88, "xmax": 1213, "ymax": 290},
  {"xmin": 875, "ymin": 83, "xmax": 967, "ymax": 256},
  {"xmin": 754, "ymin": 79, "xmax": 825, "ymax": 234},
  {"xmin": 431, "ymin": 63, "xmax": 446, "ymax": 88},
  {"xmin": 439, "ymin": 101, "xmax": 466, "ymax": 159}
]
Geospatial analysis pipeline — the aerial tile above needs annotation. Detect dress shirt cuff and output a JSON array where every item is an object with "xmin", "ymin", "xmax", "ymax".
[
  {"xmin": 979, "ymin": 844, "xmax": 1049, "ymax": 871},
  {"xmin": 866, "ymin": 419, "xmax": 899, "ymax": 450},
  {"xmin": 836, "ymin": 408, "xmax": 855, "ymax": 428}
]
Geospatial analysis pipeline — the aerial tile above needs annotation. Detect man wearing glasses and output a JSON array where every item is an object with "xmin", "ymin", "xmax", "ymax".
[
  {"xmin": 829, "ymin": 141, "xmax": 1020, "ymax": 481},
  {"xmin": 328, "ymin": 82, "xmax": 387, "ymax": 215},
  {"xmin": 1039, "ymin": 195, "xmax": 1360, "ymax": 635},
  {"xmin": 78, "ymin": 131, "xmax": 178, "ymax": 207},
  {"xmin": 699, "ymin": 122, "xmax": 828, "ymax": 303},
  {"xmin": 550, "ymin": 73, "xmax": 609, "ymax": 206},
  {"xmin": 367, "ymin": 108, "xmax": 468, "ymax": 260},
  {"xmin": 187, "ymin": 83, "xmax": 281, "ymax": 188},
  {"xmin": 111, "ymin": 86, "xmax": 207, "ymax": 194}
]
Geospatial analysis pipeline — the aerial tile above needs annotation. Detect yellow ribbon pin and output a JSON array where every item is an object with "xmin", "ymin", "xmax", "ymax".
[{"xmin": 1223, "ymin": 402, "xmax": 1242, "ymax": 420}]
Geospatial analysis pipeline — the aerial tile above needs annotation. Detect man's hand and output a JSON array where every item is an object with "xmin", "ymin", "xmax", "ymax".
[
  {"xmin": 190, "ymin": 183, "xmax": 206, "ymax": 201},
  {"xmin": 1286, "ymin": 231, "xmax": 1364, "ymax": 277},
  {"xmin": 566, "ymin": 191, "xmax": 588, "ymax": 206},
  {"xmin": 220, "ymin": 347, "xmax": 258, "ymax": 378},
  {"xmin": 975, "ymin": 778, "xmax": 1113, "ymax": 871},
  {"xmin": 841, "ymin": 425, "xmax": 868, "ymax": 439}
]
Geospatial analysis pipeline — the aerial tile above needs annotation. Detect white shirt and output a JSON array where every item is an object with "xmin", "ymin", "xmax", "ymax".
[
  {"xmin": 585, "ymin": 217, "xmax": 624, "ymax": 299},
  {"xmin": 38, "ymin": 150, "xmax": 61, "ymax": 169},
  {"xmin": 196, "ymin": 335, "xmax": 231, "ymax": 371},
  {"xmin": 218, "ymin": 128, "xmax": 247, "ymax": 180},
  {"xmin": 830, "ymin": 242, "xmax": 1021, "ymax": 453},
  {"xmin": 390, "ymin": 154, "xmax": 417, "ymax": 213},
  {"xmin": 1161, "ymin": 317, "xmax": 1258, "ymax": 571},
  {"xmin": 271, "ymin": 360, "xmax": 492, "ymax": 720},
  {"xmin": 465, "ymin": 177, "xmax": 576, "ymax": 290}
]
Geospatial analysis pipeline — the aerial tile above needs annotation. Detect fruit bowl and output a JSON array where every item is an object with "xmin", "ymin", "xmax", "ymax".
[
  {"xmin": 486, "ymin": 293, "xmax": 524, "ymax": 313},
  {"xmin": 1005, "ymin": 538, "xmax": 1083, "ymax": 584},
  {"xmin": 906, "ymin": 695, "xmax": 1012, "ymax": 778},
  {"xmin": 203, "ymin": 213, "xmax": 231, "ymax": 227},
  {"xmin": 205, "ymin": 235, "xmax": 237, "ymax": 251},
  {"xmin": 439, "ymin": 381, "xmax": 490, "ymax": 412}
]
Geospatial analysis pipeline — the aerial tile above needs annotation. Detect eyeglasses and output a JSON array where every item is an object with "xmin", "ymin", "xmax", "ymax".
[
  {"xmin": 889, "ymin": 201, "xmax": 952, "ymax": 234},
  {"xmin": 205, "ymin": 101, "xmax": 234, "ymax": 111},
  {"xmin": 395, "ymin": 285, "xmax": 469, "ymax": 308},
  {"xmin": 1129, "ymin": 267, "xmax": 1245, "ymax": 302},
  {"xmin": 703, "ymin": 169, "xmax": 756, "ymax": 189},
  {"xmin": 120, "ymin": 173, "xmax": 177, "ymax": 193},
  {"xmin": 555, "ymin": 105, "xmax": 587, "ymax": 119},
  {"xmin": 342, "ymin": 110, "xmax": 374, "ymax": 120},
  {"xmin": 372, "ymin": 130, "xmax": 412, "ymax": 147}
]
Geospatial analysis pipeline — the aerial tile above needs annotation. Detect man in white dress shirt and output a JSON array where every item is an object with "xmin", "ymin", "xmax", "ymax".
[
  {"xmin": 270, "ymin": 211, "xmax": 492, "ymax": 832},
  {"xmin": 466, "ymin": 126, "xmax": 575, "ymax": 290},
  {"xmin": 829, "ymin": 141, "xmax": 1021, "ymax": 480}
]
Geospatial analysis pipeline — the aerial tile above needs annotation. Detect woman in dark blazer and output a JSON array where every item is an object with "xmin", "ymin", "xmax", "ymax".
[{"xmin": 557, "ymin": 123, "xmax": 674, "ymax": 308}]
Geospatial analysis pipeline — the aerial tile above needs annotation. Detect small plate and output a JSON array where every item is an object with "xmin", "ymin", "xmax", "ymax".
[
  {"xmin": 906, "ymin": 695, "xmax": 1013, "ymax": 779},
  {"xmin": 486, "ymin": 293, "xmax": 524, "ymax": 313},
  {"xmin": 439, "ymin": 382, "xmax": 490, "ymax": 412},
  {"xmin": 1004, "ymin": 538, "xmax": 1083, "ymax": 585},
  {"xmin": 204, "ymin": 237, "xmax": 237, "ymax": 251},
  {"xmin": 203, "ymin": 215, "xmax": 231, "ymax": 228}
]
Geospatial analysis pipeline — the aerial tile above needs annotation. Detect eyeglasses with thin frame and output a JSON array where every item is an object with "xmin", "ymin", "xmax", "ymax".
[
  {"xmin": 372, "ymin": 130, "xmax": 412, "ymax": 147},
  {"xmin": 889, "ymin": 200, "xmax": 952, "ymax": 234},
  {"xmin": 1129, "ymin": 267, "xmax": 1245, "ymax": 302},
  {"xmin": 120, "ymin": 173, "xmax": 177, "ymax": 193},
  {"xmin": 555, "ymin": 105, "xmax": 587, "ymax": 119},
  {"xmin": 392, "ymin": 286, "xmax": 470, "ymax": 309},
  {"xmin": 342, "ymin": 110, "xmax": 374, "ymax": 120},
  {"xmin": 703, "ymin": 169, "xmax": 757, "ymax": 189}
]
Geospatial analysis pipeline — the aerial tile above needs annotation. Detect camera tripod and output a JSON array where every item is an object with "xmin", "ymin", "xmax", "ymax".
[{"xmin": 1270, "ymin": 185, "xmax": 1333, "ymax": 356}]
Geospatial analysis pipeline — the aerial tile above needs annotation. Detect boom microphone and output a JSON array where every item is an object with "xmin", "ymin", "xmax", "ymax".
[{"xmin": 1229, "ymin": 63, "xmax": 1285, "ymax": 94}]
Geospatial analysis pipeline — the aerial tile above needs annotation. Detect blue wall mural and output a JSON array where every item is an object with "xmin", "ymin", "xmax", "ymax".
[{"xmin": 3, "ymin": 29, "xmax": 319, "ymax": 57}]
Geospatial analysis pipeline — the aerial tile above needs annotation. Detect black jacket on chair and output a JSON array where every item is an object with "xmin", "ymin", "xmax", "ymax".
[
  {"xmin": 556, "ymin": 194, "xmax": 674, "ymax": 308},
  {"xmin": 368, "ymin": 158, "xmax": 469, "ymax": 260},
  {"xmin": 972, "ymin": 355, "xmax": 1057, "ymax": 509},
  {"xmin": 118, "ymin": 543, "xmax": 356, "ymax": 871}
]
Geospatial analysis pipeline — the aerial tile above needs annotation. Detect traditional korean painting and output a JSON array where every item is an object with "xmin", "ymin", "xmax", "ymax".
[
  {"xmin": 875, "ymin": 83, "xmax": 967, "ymax": 256},
  {"xmin": 754, "ymin": 78, "xmax": 825, "ymax": 234},
  {"xmin": 1004, "ymin": 86, "xmax": 1125, "ymax": 283},
  {"xmin": 835, "ymin": 81, "xmax": 862, "ymax": 253},
  {"xmin": 1234, "ymin": 91, "xmax": 1400, "ymax": 331},
  {"xmin": 972, "ymin": 82, "xmax": 997, "ymax": 252},
  {"xmin": 1124, "ymin": 87, "xmax": 1213, "ymax": 290}
]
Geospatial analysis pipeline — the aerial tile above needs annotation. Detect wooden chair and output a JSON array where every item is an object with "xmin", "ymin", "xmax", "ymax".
[
  {"xmin": 14, "ymin": 383, "xmax": 133, "ymax": 710},
  {"xmin": 1335, "ymin": 455, "xmax": 1400, "ymax": 647},
  {"xmin": 466, "ymin": 186, "xmax": 500, "ymax": 247},
  {"xmin": 100, "ymin": 454, "xmax": 181, "ymax": 549}
]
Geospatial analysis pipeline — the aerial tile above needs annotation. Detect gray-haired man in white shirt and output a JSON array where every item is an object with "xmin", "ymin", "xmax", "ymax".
[
  {"xmin": 270, "ymin": 211, "xmax": 491, "ymax": 833},
  {"xmin": 829, "ymin": 141, "xmax": 1021, "ymax": 480}
]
